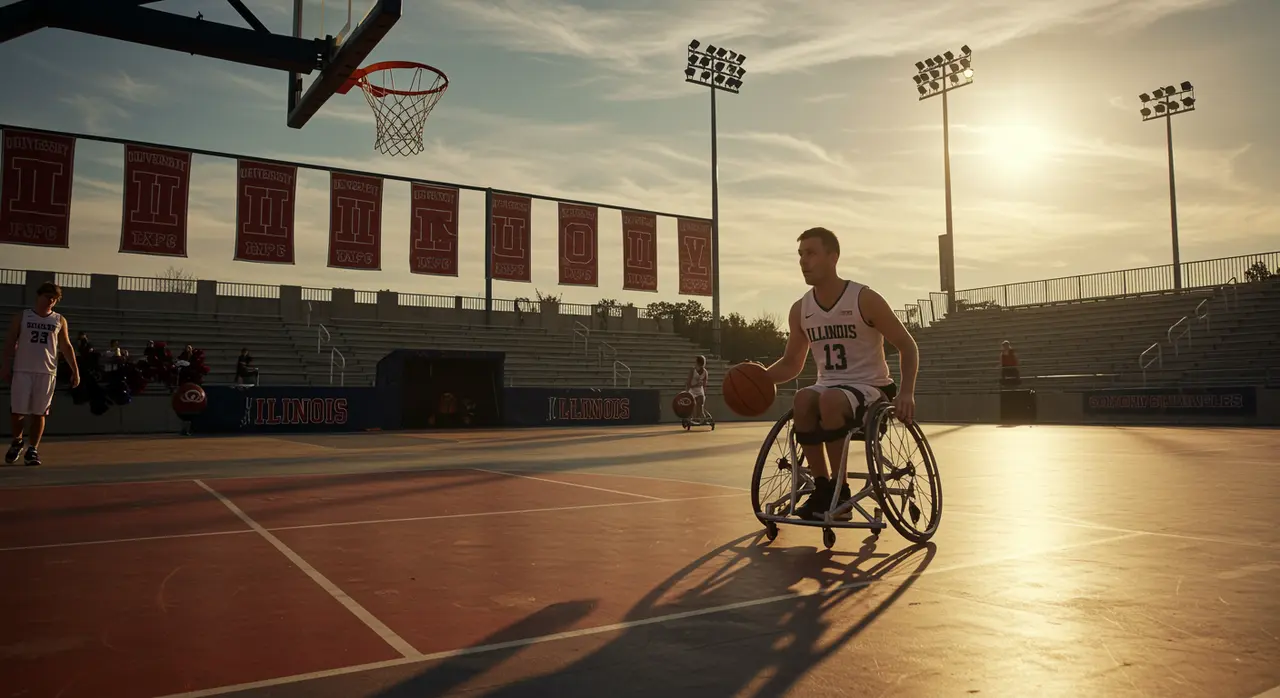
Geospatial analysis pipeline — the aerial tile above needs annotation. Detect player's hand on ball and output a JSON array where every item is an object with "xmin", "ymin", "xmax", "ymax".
[{"xmin": 893, "ymin": 391, "xmax": 916, "ymax": 424}]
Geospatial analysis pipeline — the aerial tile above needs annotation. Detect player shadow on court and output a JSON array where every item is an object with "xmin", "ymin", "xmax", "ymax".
[{"xmin": 372, "ymin": 532, "xmax": 937, "ymax": 698}]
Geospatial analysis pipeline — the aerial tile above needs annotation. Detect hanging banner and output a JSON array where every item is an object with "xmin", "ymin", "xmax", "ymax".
[
  {"xmin": 409, "ymin": 183, "xmax": 459, "ymax": 276},
  {"xmin": 234, "ymin": 159, "xmax": 297, "ymax": 264},
  {"xmin": 119, "ymin": 144, "xmax": 191, "ymax": 257},
  {"xmin": 677, "ymin": 217, "xmax": 713, "ymax": 296},
  {"xmin": 490, "ymin": 193, "xmax": 532, "ymax": 282},
  {"xmin": 328, "ymin": 172, "xmax": 383, "ymax": 271},
  {"xmin": 621, "ymin": 210, "xmax": 658, "ymax": 292},
  {"xmin": 558, "ymin": 202, "xmax": 598, "ymax": 286},
  {"xmin": 0, "ymin": 128, "xmax": 75, "ymax": 248}
]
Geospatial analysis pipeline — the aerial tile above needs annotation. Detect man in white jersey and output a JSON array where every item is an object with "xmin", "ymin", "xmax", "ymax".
[
  {"xmin": 2, "ymin": 281, "xmax": 80, "ymax": 466},
  {"xmin": 684, "ymin": 355, "xmax": 710, "ymax": 423},
  {"xmin": 764, "ymin": 228, "xmax": 919, "ymax": 520}
]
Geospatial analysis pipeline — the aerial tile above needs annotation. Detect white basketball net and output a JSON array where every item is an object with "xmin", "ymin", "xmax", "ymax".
[{"xmin": 355, "ymin": 65, "xmax": 448, "ymax": 157}]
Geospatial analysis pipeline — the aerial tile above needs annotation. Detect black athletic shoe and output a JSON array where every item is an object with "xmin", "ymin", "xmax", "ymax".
[
  {"xmin": 795, "ymin": 477, "xmax": 833, "ymax": 519},
  {"xmin": 4, "ymin": 439, "xmax": 22, "ymax": 465},
  {"xmin": 23, "ymin": 447, "xmax": 40, "ymax": 466}
]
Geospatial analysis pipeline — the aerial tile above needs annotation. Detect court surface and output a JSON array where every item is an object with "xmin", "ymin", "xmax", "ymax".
[{"xmin": 2, "ymin": 422, "xmax": 1277, "ymax": 698}]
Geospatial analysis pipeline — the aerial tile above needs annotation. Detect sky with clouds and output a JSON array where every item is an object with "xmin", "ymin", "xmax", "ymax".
[{"xmin": 1, "ymin": 0, "xmax": 1277, "ymax": 322}]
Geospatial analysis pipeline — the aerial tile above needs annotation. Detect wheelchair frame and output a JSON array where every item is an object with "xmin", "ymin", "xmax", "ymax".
[
  {"xmin": 751, "ymin": 399, "xmax": 941, "ymax": 549},
  {"xmin": 681, "ymin": 410, "xmax": 716, "ymax": 431}
]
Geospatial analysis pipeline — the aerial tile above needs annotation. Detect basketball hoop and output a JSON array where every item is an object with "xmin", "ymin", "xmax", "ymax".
[{"xmin": 338, "ymin": 61, "xmax": 449, "ymax": 157}]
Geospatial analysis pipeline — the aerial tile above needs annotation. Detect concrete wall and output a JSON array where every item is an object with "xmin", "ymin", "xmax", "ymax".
[{"xmin": 11, "ymin": 386, "xmax": 1278, "ymax": 437}]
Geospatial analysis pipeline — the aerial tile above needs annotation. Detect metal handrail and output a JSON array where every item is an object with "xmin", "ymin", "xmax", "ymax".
[
  {"xmin": 597, "ymin": 340, "xmax": 617, "ymax": 366},
  {"xmin": 305, "ymin": 301, "xmax": 313, "ymax": 328},
  {"xmin": 1220, "ymin": 276, "xmax": 1239, "ymax": 311},
  {"xmin": 317, "ymin": 324, "xmax": 331, "ymax": 353},
  {"xmin": 572, "ymin": 321, "xmax": 590, "ymax": 355},
  {"xmin": 1139, "ymin": 342, "xmax": 1162, "ymax": 386},
  {"xmin": 1167, "ymin": 316, "xmax": 1190, "ymax": 355},
  {"xmin": 330, "ymin": 347, "xmax": 346, "ymax": 386},
  {"xmin": 613, "ymin": 360, "xmax": 631, "ymax": 388},
  {"xmin": 1194, "ymin": 298, "xmax": 1211, "ymax": 333}
]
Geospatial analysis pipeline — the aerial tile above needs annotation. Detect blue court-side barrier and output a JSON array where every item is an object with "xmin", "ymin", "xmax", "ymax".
[
  {"xmin": 192, "ymin": 386, "xmax": 383, "ymax": 433},
  {"xmin": 502, "ymin": 387, "xmax": 662, "ymax": 427},
  {"xmin": 1082, "ymin": 386, "xmax": 1258, "ymax": 417}
]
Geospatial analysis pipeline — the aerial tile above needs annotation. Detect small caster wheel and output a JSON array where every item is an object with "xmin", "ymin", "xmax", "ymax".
[
  {"xmin": 765, "ymin": 522, "xmax": 778, "ymax": 541},
  {"xmin": 822, "ymin": 528, "xmax": 836, "ymax": 550},
  {"xmin": 867, "ymin": 527, "xmax": 880, "ymax": 538}
]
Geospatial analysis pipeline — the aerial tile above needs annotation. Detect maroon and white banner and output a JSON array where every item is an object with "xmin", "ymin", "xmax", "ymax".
[
  {"xmin": 558, "ymin": 202, "xmax": 597, "ymax": 287},
  {"xmin": 234, "ymin": 159, "xmax": 296, "ymax": 264},
  {"xmin": 409, "ymin": 183, "xmax": 459, "ymax": 276},
  {"xmin": 120, "ymin": 145, "xmax": 190, "ymax": 257},
  {"xmin": 621, "ymin": 210, "xmax": 658, "ymax": 292},
  {"xmin": 0, "ymin": 128, "xmax": 75, "ymax": 248},
  {"xmin": 328, "ymin": 172, "xmax": 383, "ymax": 271},
  {"xmin": 678, "ymin": 217, "xmax": 713, "ymax": 297},
  {"xmin": 490, "ymin": 193, "xmax": 531, "ymax": 282}
]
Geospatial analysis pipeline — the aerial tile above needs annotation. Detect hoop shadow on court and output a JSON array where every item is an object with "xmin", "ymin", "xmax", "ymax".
[{"xmin": 370, "ymin": 533, "xmax": 936, "ymax": 697}]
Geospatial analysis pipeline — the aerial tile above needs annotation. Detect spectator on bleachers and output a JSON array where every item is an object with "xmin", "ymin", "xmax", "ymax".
[
  {"xmin": 104, "ymin": 340, "xmax": 129, "ymax": 373},
  {"xmin": 235, "ymin": 348, "xmax": 259, "ymax": 386},
  {"xmin": 1000, "ymin": 340, "xmax": 1021, "ymax": 387},
  {"xmin": 177, "ymin": 347, "xmax": 209, "ymax": 386},
  {"xmin": 77, "ymin": 331, "xmax": 93, "ymax": 357}
]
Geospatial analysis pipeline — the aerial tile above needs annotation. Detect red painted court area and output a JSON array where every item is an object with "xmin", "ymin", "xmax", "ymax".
[{"xmin": 0, "ymin": 468, "xmax": 755, "ymax": 698}]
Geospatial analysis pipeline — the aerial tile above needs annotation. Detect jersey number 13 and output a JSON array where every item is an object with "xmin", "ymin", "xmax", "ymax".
[{"xmin": 822, "ymin": 343, "xmax": 848, "ymax": 371}]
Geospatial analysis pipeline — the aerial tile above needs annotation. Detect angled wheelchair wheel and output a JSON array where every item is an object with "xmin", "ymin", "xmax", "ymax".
[
  {"xmin": 750, "ymin": 408, "xmax": 813, "ymax": 526},
  {"xmin": 864, "ymin": 401, "xmax": 942, "ymax": 543}
]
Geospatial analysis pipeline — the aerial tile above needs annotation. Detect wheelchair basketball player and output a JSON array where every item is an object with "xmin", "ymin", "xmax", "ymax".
[{"xmin": 762, "ymin": 227, "xmax": 920, "ymax": 520}]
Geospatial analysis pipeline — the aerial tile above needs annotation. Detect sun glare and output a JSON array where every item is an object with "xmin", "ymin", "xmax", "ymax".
[{"xmin": 984, "ymin": 121, "xmax": 1056, "ymax": 176}]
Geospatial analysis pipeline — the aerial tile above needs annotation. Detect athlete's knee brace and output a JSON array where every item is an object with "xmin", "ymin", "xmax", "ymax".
[{"xmin": 794, "ymin": 423, "xmax": 853, "ymax": 445}]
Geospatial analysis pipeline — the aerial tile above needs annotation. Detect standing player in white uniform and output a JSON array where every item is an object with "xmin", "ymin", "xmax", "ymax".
[
  {"xmin": 764, "ymin": 227, "xmax": 919, "ymax": 520},
  {"xmin": 684, "ymin": 355, "xmax": 710, "ymax": 423},
  {"xmin": 2, "ymin": 282, "xmax": 80, "ymax": 466}
]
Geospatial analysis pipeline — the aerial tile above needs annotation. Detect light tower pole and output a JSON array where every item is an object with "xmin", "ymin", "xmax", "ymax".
[
  {"xmin": 1139, "ymin": 81, "xmax": 1196, "ymax": 290},
  {"xmin": 684, "ymin": 39, "xmax": 746, "ymax": 357},
  {"xmin": 912, "ymin": 45, "xmax": 973, "ymax": 316}
]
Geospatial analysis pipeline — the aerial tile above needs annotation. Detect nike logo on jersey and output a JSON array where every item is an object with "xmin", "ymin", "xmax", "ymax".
[{"xmin": 805, "ymin": 324, "xmax": 859, "ymax": 342}]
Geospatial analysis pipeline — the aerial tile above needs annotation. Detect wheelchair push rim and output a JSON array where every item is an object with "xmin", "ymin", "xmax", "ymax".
[{"xmin": 864, "ymin": 401, "xmax": 943, "ymax": 543}]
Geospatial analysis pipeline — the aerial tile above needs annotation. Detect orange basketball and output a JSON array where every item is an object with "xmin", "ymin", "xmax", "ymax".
[
  {"xmin": 672, "ymin": 391, "xmax": 695, "ymax": 419},
  {"xmin": 722, "ymin": 362, "xmax": 775, "ymax": 417}
]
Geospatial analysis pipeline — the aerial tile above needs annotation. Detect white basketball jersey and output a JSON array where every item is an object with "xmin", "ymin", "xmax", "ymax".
[
  {"xmin": 13, "ymin": 309, "xmax": 63, "ymax": 374},
  {"xmin": 800, "ymin": 281, "xmax": 892, "ymax": 387}
]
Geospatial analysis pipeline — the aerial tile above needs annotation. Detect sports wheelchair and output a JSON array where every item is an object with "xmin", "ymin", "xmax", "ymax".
[{"xmin": 749, "ymin": 393, "xmax": 942, "ymax": 550}]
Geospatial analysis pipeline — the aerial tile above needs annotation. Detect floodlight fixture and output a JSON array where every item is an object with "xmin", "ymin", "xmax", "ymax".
[
  {"xmin": 1136, "ymin": 79, "xmax": 1198, "ymax": 290},
  {"xmin": 683, "ymin": 39, "xmax": 750, "ymax": 356},
  {"xmin": 911, "ymin": 44, "xmax": 975, "ymax": 315},
  {"xmin": 1139, "ymin": 78, "xmax": 1194, "ymax": 122},
  {"xmin": 914, "ymin": 45, "xmax": 974, "ymax": 102}
]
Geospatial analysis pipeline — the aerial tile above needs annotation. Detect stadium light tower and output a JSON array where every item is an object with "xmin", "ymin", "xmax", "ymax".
[
  {"xmin": 1139, "ymin": 81, "xmax": 1196, "ymax": 290},
  {"xmin": 685, "ymin": 39, "xmax": 746, "ymax": 357},
  {"xmin": 913, "ymin": 45, "xmax": 973, "ymax": 316}
]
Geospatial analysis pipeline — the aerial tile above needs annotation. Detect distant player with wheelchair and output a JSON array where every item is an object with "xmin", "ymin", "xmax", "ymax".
[{"xmin": 724, "ymin": 226, "xmax": 941, "ymax": 548}]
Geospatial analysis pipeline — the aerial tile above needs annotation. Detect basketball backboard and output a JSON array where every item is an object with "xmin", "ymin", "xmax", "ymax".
[
  {"xmin": 0, "ymin": 0, "xmax": 402, "ymax": 129},
  {"xmin": 288, "ymin": 0, "xmax": 401, "ymax": 128}
]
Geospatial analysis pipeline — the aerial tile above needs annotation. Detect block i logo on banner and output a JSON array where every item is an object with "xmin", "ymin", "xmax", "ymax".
[{"xmin": 558, "ymin": 202, "xmax": 598, "ymax": 287}]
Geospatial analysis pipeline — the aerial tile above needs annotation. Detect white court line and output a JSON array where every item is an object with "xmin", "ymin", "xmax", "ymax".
[
  {"xmin": 499, "ymin": 469, "xmax": 751, "ymax": 493},
  {"xmin": 1252, "ymin": 685, "xmax": 1280, "ymax": 698},
  {"xmin": 474, "ymin": 468, "xmax": 665, "ymax": 501},
  {"xmin": 193, "ymin": 479, "xmax": 423, "ymax": 660},
  {"xmin": 947, "ymin": 509, "xmax": 1280, "ymax": 550},
  {"xmin": 0, "ymin": 528, "xmax": 254, "ymax": 553},
  {"xmin": 152, "ymin": 530, "xmax": 1145, "ymax": 698},
  {"xmin": 0, "ymin": 493, "xmax": 742, "ymax": 553}
]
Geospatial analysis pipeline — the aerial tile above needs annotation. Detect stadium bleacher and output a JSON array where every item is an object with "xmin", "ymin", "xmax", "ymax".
[{"xmin": 1, "ymin": 261, "xmax": 1275, "ymax": 400}]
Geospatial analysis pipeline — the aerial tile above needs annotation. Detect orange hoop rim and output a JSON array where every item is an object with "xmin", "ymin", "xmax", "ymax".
[{"xmin": 338, "ymin": 61, "xmax": 449, "ymax": 97}]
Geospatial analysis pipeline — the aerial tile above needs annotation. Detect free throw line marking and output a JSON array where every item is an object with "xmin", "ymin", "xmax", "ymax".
[
  {"xmin": 193, "ymin": 479, "xmax": 422, "ymax": 659},
  {"xmin": 0, "ymin": 493, "xmax": 740, "ymax": 552},
  {"xmin": 153, "ymin": 530, "xmax": 1144, "ymax": 698},
  {"xmin": 474, "ymin": 468, "xmax": 666, "ymax": 500}
]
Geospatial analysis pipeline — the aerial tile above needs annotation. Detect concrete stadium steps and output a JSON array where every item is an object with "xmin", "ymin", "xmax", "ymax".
[
  {"xmin": 2, "ymin": 306, "xmax": 311, "ymax": 387},
  {"xmin": 298, "ymin": 317, "xmax": 732, "ymax": 392},
  {"xmin": 898, "ymin": 281, "xmax": 1278, "ymax": 392}
]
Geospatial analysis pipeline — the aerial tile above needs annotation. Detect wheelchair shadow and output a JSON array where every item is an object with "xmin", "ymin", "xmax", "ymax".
[{"xmin": 373, "ymin": 533, "xmax": 937, "ymax": 697}]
